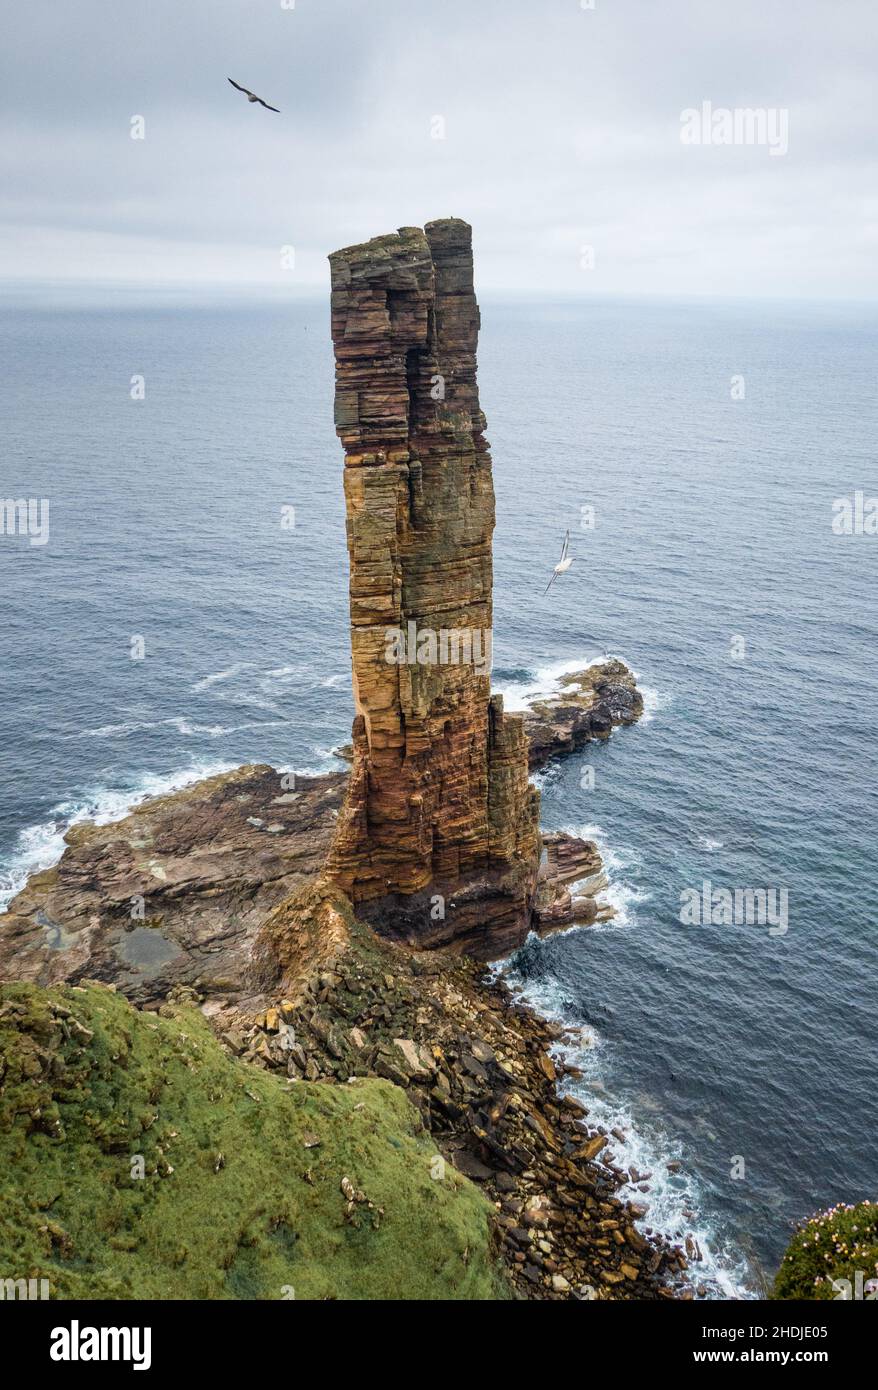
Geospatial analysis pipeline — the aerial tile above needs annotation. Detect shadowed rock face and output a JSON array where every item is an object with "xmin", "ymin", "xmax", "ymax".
[{"xmin": 326, "ymin": 219, "xmax": 541, "ymax": 955}]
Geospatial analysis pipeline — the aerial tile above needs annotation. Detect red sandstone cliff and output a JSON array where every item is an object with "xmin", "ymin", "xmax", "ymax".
[{"xmin": 326, "ymin": 219, "xmax": 540, "ymax": 955}]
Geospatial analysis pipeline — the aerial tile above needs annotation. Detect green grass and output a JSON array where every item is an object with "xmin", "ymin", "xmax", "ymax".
[
  {"xmin": 0, "ymin": 982, "xmax": 510, "ymax": 1300},
  {"xmin": 773, "ymin": 1201, "xmax": 878, "ymax": 1300}
]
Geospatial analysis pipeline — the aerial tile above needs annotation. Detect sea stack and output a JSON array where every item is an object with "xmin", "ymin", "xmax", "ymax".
[{"xmin": 326, "ymin": 219, "xmax": 540, "ymax": 956}]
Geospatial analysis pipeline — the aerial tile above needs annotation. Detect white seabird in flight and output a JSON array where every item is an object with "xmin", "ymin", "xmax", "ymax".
[
  {"xmin": 227, "ymin": 78, "xmax": 280, "ymax": 113},
  {"xmin": 543, "ymin": 529, "xmax": 575, "ymax": 595}
]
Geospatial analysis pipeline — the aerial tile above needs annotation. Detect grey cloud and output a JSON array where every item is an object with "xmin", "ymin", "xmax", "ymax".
[{"xmin": 1, "ymin": 0, "xmax": 876, "ymax": 299}]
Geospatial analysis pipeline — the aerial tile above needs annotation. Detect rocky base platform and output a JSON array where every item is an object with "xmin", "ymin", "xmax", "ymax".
[
  {"xmin": 0, "ymin": 661, "xmax": 642, "ymax": 992},
  {"xmin": 0, "ymin": 768, "xmax": 615, "ymax": 999},
  {"xmin": 246, "ymin": 887, "xmax": 692, "ymax": 1300},
  {"xmin": 0, "ymin": 660, "xmax": 686, "ymax": 1300},
  {"xmin": 0, "ymin": 765, "xmax": 345, "ymax": 1009},
  {"xmin": 520, "ymin": 659, "xmax": 644, "ymax": 770}
]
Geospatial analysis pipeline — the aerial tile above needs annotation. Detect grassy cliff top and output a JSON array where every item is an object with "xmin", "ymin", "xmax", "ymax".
[
  {"xmin": 773, "ymin": 1201, "xmax": 878, "ymax": 1300},
  {"xmin": 0, "ymin": 981, "xmax": 510, "ymax": 1301}
]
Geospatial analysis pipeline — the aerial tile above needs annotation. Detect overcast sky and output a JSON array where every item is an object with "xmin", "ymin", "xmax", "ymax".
[{"xmin": 2, "ymin": 0, "xmax": 876, "ymax": 300}]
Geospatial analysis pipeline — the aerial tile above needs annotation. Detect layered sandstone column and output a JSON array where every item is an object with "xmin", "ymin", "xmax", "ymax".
[{"xmin": 326, "ymin": 219, "xmax": 540, "ymax": 956}]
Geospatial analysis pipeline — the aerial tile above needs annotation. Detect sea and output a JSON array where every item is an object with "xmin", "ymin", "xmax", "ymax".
[{"xmin": 1, "ymin": 291, "xmax": 876, "ymax": 1297}]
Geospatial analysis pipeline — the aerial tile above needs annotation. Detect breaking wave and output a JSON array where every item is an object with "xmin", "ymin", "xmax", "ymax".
[
  {"xmin": 492, "ymin": 653, "xmax": 618, "ymax": 713},
  {"xmin": 503, "ymin": 932, "xmax": 755, "ymax": 1300},
  {"xmin": 0, "ymin": 759, "xmax": 238, "ymax": 916}
]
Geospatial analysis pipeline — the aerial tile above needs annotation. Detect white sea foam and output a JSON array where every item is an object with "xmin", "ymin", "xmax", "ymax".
[
  {"xmin": 190, "ymin": 662, "xmax": 257, "ymax": 692},
  {"xmin": 263, "ymin": 665, "xmax": 298, "ymax": 679},
  {"xmin": 309, "ymin": 744, "xmax": 351, "ymax": 766},
  {"xmin": 190, "ymin": 662, "xmax": 299, "ymax": 715},
  {"xmin": 498, "ymin": 803, "xmax": 752, "ymax": 1297},
  {"xmin": 494, "ymin": 653, "xmax": 616, "ymax": 713},
  {"xmin": 598, "ymin": 876, "xmax": 652, "ymax": 932},
  {"xmin": 80, "ymin": 717, "xmax": 289, "ymax": 739},
  {"xmin": 637, "ymin": 684, "xmax": 672, "ymax": 724},
  {"xmin": 273, "ymin": 746, "xmax": 351, "ymax": 780},
  {"xmin": 0, "ymin": 737, "xmax": 354, "ymax": 916},
  {"xmin": 697, "ymin": 835, "xmax": 725, "ymax": 851},
  {"xmin": 503, "ymin": 944, "xmax": 754, "ymax": 1300},
  {"xmin": 0, "ymin": 759, "xmax": 237, "ymax": 915},
  {"xmin": 568, "ymin": 821, "xmax": 626, "ymax": 874},
  {"xmin": 561, "ymin": 821, "xmax": 650, "ymax": 931},
  {"xmin": 79, "ymin": 720, "xmax": 153, "ymax": 737},
  {"xmin": 494, "ymin": 654, "xmax": 672, "ymax": 737}
]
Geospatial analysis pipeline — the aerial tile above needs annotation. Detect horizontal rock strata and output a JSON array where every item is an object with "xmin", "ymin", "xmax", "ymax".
[
  {"xmin": 0, "ymin": 722, "xmax": 673, "ymax": 1299},
  {"xmin": 0, "ymin": 207, "xmax": 670, "ymax": 1300},
  {"xmin": 533, "ymin": 833, "xmax": 612, "ymax": 933},
  {"xmin": 326, "ymin": 218, "xmax": 540, "ymax": 955},
  {"xmin": 0, "ymin": 658, "xmax": 644, "ymax": 1004}
]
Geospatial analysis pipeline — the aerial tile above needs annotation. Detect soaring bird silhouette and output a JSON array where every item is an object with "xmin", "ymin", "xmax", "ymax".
[
  {"xmin": 543, "ymin": 529, "xmax": 575, "ymax": 595},
  {"xmin": 227, "ymin": 78, "xmax": 280, "ymax": 112}
]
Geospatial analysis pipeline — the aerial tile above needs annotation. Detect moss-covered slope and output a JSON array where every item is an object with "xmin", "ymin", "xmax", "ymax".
[{"xmin": 0, "ymin": 982, "xmax": 510, "ymax": 1300}]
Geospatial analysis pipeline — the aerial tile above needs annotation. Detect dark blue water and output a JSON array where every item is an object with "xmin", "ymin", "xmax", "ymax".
[{"xmin": 2, "ymin": 296, "xmax": 876, "ymax": 1293}]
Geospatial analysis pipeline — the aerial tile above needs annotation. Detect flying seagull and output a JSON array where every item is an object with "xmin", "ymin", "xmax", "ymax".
[
  {"xmin": 227, "ymin": 78, "xmax": 280, "ymax": 112},
  {"xmin": 543, "ymin": 529, "xmax": 575, "ymax": 595}
]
